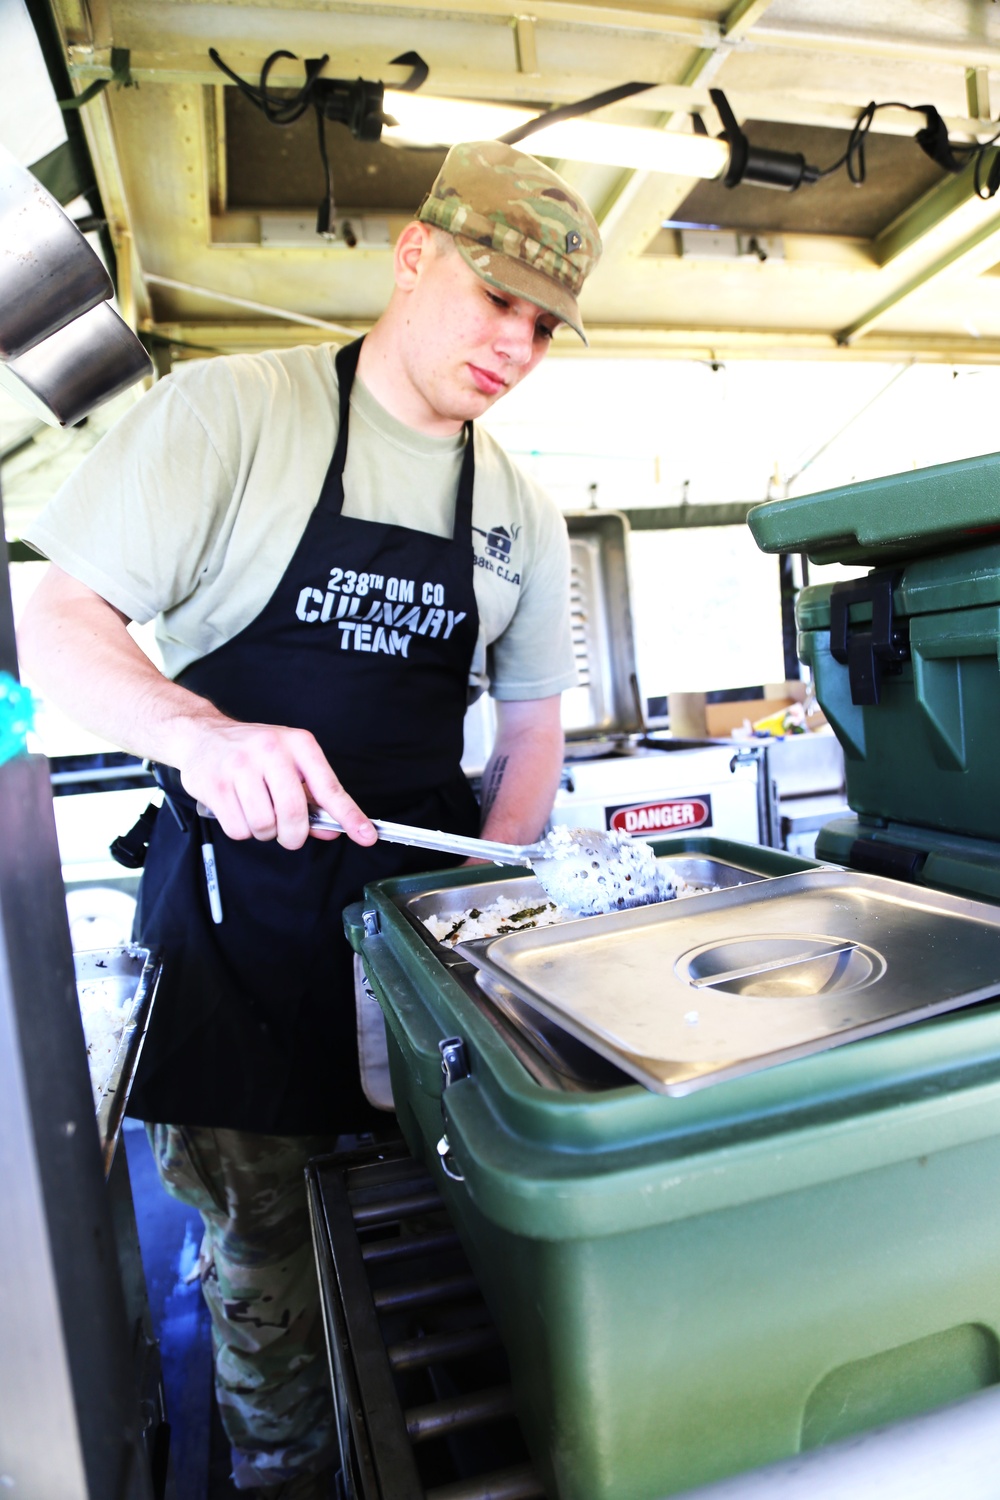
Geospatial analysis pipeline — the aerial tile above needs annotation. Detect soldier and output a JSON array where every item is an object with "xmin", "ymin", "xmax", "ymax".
[{"xmin": 18, "ymin": 141, "xmax": 601, "ymax": 1499}]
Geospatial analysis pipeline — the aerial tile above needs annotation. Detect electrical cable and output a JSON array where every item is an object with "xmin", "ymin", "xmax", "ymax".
[
  {"xmin": 811, "ymin": 99, "xmax": 1000, "ymax": 197},
  {"xmin": 316, "ymin": 107, "xmax": 335, "ymax": 236},
  {"xmin": 208, "ymin": 47, "xmax": 331, "ymax": 126},
  {"xmin": 812, "ymin": 101, "xmax": 917, "ymax": 184}
]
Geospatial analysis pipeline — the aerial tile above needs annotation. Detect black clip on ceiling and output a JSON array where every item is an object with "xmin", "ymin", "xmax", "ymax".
[
  {"xmin": 710, "ymin": 89, "xmax": 1000, "ymax": 200},
  {"xmin": 710, "ymin": 89, "xmax": 820, "ymax": 191},
  {"xmin": 208, "ymin": 48, "xmax": 429, "ymax": 238}
]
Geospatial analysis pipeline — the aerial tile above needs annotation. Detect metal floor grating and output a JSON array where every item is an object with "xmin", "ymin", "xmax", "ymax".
[{"xmin": 307, "ymin": 1139, "xmax": 545, "ymax": 1500}]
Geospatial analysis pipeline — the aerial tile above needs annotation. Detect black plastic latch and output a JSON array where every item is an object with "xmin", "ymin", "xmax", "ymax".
[
  {"xmin": 828, "ymin": 569, "xmax": 909, "ymax": 707},
  {"xmin": 849, "ymin": 836, "xmax": 927, "ymax": 885},
  {"xmin": 437, "ymin": 1038, "xmax": 470, "ymax": 1182},
  {"xmin": 439, "ymin": 1037, "xmax": 470, "ymax": 1089}
]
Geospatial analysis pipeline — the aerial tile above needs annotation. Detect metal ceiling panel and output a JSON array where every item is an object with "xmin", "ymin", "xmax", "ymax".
[{"xmin": 32, "ymin": 0, "xmax": 1000, "ymax": 362}]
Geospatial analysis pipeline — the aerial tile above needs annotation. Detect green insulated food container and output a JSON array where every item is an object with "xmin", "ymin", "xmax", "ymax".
[
  {"xmin": 344, "ymin": 837, "xmax": 1000, "ymax": 1500},
  {"xmin": 794, "ymin": 544, "xmax": 1000, "ymax": 843},
  {"xmin": 749, "ymin": 453, "xmax": 1000, "ymax": 897}
]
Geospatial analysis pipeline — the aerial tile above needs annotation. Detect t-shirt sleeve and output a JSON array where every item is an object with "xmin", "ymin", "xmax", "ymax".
[
  {"xmin": 488, "ymin": 476, "xmax": 578, "ymax": 701},
  {"xmin": 21, "ymin": 363, "xmax": 238, "ymax": 624}
]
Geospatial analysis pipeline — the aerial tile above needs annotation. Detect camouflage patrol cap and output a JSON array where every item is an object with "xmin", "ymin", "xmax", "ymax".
[{"xmin": 416, "ymin": 140, "xmax": 602, "ymax": 345}]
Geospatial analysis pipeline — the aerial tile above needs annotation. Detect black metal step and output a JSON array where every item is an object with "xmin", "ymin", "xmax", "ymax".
[{"xmin": 307, "ymin": 1139, "xmax": 545, "ymax": 1500}]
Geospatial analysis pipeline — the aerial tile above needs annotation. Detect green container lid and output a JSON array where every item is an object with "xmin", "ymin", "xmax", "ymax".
[
  {"xmin": 816, "ymin": 815, "xmax": 1000, "ymax": 907},
  {"xmin": 748, "ymin": 451, "xmax": 1000, "ymax": 566},
  {"xmin": 795, "ymin": 539, "xmax": 1000, "ymax": 632}
]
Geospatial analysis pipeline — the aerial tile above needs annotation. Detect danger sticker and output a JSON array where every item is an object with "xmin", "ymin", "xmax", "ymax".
[{"xmin": 607, "ymin": 796, "xmax": 713, "ymax": 835}]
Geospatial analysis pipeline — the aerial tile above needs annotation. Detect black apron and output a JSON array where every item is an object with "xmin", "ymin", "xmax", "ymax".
[{"xmin": 128, "ymin": 338, "xmax": 481, "ymax": 1133}]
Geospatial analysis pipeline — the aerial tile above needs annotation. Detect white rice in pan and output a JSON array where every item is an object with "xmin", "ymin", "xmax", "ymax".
[
  {"xmin": 422, "ymin": 895, "xmax": 567, "ymax": 946},
  {"xmin": 422, "ymin": 861, "xmax": 717, "ymax": 947}
]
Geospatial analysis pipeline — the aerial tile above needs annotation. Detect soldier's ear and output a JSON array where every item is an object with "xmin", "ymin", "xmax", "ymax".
[{"xmin": 394, "ymin": 222, "xmax": 435, "ymax": 291}]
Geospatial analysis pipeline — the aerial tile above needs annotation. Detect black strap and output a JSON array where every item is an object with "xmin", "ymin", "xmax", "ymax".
[
  {"xmin": 388, "ymin": 51, "xmax": 429, "ymax": 92},
  {"xmin": 329, "ymin": 339, "xmax": 475, "ymax": 546},
  {"xmin": 330, "ymin": 337, "xmax": 365, "ymax": 485},
  {"xmin": 500, "ymin": 81, "xmax": 656, "ymax": 146},
  {"xmin": 59, "ymin": 47, "xmax": 134, "ymax": 111},
  {"xmin": 451, "ymin": 422, "xmax": 475, "ymax": 550},
  {"xmin": 914, "ymin": 106, "xmax": 973, "ymax": 175}
]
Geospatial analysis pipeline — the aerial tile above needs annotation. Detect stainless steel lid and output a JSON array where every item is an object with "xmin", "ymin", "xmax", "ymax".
[
  {"xmin": 469, "ymin": 869, "xmax": 1000, "ymax": 1095},
  {"xmin": 400, "ymin": 856, "xmax": 765, "ymax": 1092}
]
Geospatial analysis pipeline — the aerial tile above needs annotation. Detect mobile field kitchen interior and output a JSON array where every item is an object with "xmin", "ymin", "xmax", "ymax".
[{"xmin": 10, "ymin": 2, "xmax": 1000, "ymax": 1498}]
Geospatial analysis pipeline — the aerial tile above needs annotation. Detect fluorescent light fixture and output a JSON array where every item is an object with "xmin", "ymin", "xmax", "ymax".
[
  {"xmin": 383, "ymin": 92, "xmax": 529, "ymax": 146},
  {"xmin": 383, "ymin": 91, "xmax": 729, "ymax": 180},
  {"xmin": 527, "ymin": 120, "xmax": 728, "ymax": 178}
]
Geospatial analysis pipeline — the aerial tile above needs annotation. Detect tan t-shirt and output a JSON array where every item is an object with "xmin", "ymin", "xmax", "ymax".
[{"xmin": 24, "ymin": 343, "xmax": 577, "ymax": 702}]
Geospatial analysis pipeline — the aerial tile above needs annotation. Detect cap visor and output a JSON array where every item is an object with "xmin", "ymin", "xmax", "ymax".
[{"xmin": 453, "ymin": 236, "xmax": 588, "ymax": 345}]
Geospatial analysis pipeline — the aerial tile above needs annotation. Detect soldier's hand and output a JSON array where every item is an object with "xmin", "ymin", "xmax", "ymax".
[{"xmin": 179, "ymin": 720, "xmax": 378, "ymax": 851}]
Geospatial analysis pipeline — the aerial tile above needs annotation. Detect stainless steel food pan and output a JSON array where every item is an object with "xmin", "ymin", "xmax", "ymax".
[
  {"xmin": 389, "ymin": 855, "xmax": 769, "ymax": 1093},
  {"xmin": 401, "ymin": 854, "xmax": 765, "ymax": 933},
  {"xmin": 469, "ymin": 869, "xmax": 1000, "ymax": 1096},
  {"xmin": 76, "ymin": 945, "xmax": 161, "ymax": 1172}
]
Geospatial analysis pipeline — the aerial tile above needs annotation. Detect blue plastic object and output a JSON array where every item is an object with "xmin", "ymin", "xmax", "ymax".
[{"xmin": 0, "ymin": 672, "xmax": 35, "ymax": 765}]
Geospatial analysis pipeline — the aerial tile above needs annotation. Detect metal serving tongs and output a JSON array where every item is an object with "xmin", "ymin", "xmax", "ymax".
[
  {"xmin": 196, "ymin": 801, "xmax": 547, "ymax": 865},
  {"xmin": 196, "ymin": 805, "xmax": 674, "ymax": 915},
  {"xmin": 303, "ymin": 808, "xmax": 550, "ymax": 866}
]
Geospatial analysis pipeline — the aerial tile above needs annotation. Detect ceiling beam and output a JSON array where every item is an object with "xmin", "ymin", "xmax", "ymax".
[
  {"xmin": 70, "ymin": 79, "xmax": 152, "ymax": 326},
  {"xmin": 750, "ymin": 20, "xmax": 1000, "ymax": 70},
  {"xmin": 874, "ymin": 164, "xmax": 989, "ymax": 268},
  {"xmin": 722, "ymin": 0, "xmax": 780, "ymax": 42},
  {"xmin": 353, "ymin": 0, "xmax": 719, "ymax": 43},
  {"xmin": 143, "ymin": 319, "xmax": 1000, "ymax": 365},
  {"xmin": 57, "ymin": 0, "xmax": 721, "ymax": 51},
  {"xmin": 145, "ymin": 274, "xmax": 359, "ymax": 337},
  {"xmin": 60, "ymin": 48, "xmax": 994, "ymax": 150},
  {"xmin": 587, "ymin": 0, "xmax": 772, "ymax": 240},
  {"xmin": 838, "ymin": 205, "xmax": 1000, "ymax": 344},
  {"xmin": 58, "ymin": 0, "xmax": 992, "ymax": 68}
]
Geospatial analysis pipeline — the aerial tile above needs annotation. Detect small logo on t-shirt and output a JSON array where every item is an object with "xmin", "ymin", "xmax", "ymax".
[
  {"xmin": 472, "ymin": 522, "xmax": 520, "ymax": 584},
  {"xmin": 481, "ymin": 524, "xmax": 511, "ymax": 561}
]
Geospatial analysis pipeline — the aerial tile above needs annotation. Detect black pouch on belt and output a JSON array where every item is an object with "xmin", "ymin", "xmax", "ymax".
[
  {"xmin": 110, "ymin": 802, "xmax": 161, "ymax": 869},
  {"xmin": 109, "ymin": 762, "xmax": 193, "ymax": 868}
]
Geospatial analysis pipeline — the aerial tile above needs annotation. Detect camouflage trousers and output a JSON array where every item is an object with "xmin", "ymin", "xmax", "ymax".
[{"xmin": 146, "ymin": 1123, "xmax": 338, "ymax": 1490}]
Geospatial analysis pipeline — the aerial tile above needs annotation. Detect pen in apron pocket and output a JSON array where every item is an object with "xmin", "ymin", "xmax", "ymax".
[{"xmin": 197, "ymin": 813, "xmax": 224, "ymax": 924}]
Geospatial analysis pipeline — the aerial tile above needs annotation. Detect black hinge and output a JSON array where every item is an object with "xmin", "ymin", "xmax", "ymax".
[
  {"xmin": 828, "ymin": 569, "xmax": 909, "ymax": 707},
  {"xmin": 849, "ymin": 836, "xmax": 928, "ymax": 884}
]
